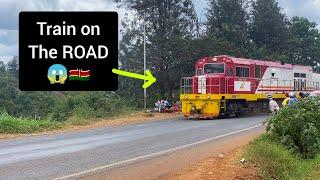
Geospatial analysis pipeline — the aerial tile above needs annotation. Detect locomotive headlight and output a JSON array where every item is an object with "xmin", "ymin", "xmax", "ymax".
[
  {"xmin": 207, "ymin": 95, "xmax": 210, "ymax": 99},
  {"xmin": 185, "ymin": 95, "xmax": 188, "ymax": 99},
  {"xmin": 213, "ymin": 57, "xmax": 218, "ymax": 61}
]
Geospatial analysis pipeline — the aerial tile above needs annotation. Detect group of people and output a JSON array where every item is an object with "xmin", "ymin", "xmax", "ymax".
[
  {"xmin": 155, "ymin": 99, "xmax": 181, "ymax": 113},
  {"xmin": 155, "ymin": 100, "xmax": 171, "ymax": 112},
  {"xmin": 268, "ymin": 92, "xmax": 302, "ymax": 114}
]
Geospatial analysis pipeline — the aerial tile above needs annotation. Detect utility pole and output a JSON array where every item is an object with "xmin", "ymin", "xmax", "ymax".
[
  {"xmin": 131, "ymin": 1, "xmax": 154, "ymax": 109},
  {"xmin": 143, "ymin": 11, "xmax": 147, "ymax": 109}
]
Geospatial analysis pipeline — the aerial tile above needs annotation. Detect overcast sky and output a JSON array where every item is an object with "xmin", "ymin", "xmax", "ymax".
[{"xmin": 0, "ymin": 0, "xmax": 320, "ymax": 62}]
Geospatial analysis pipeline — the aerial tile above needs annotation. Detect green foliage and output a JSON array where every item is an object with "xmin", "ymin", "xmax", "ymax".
[
  {"xmin": 6, "ymin": 56, "xmax": 18, "ymax": 76},
  {"xmin": 68, "ymin": 92, "xmax": 133, "ymax": 119},
  {"xmin": 0, "ymin": 59, "xmax": 137, "ymax": 122},
  {"xmin": 206, "ymin": 0, "xmax": 249, "ymax": 52},
  {"xmin": 0, "ymin": 68, "xmax": 137, "ymax": 133},
  {"xmin": 0, "ymin": 61, "xmax": 5, "ymax": 73},
  {"xmin": 250, "ymin": 0, "xmax": 289, "ymax": 54},
  {"xmin": 0, "ymin": 112, "xmax": 63, "ymax": 134},
  {"xmin": 266, "ymin": 98, "xmax": 320, "ymax": 159},
  {"xmin": 119, "ymin": 0, "xmax": 199, "ymax": 98},
  {"xmin": 288, "ymin": 17, "xmax": 320, "ymax": 68},
  {"xmin": 43, "ymin": 92, "xmax": 136, "ymax": 121},
  {"xmin": 246, "ymin": 134, "xmax": 320, "ymax": 180}
]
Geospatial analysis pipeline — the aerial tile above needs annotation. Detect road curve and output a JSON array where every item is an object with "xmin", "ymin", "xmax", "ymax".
[{"xmin": 0, "ymin": 115, "xmax": 267, "ymax": 180}]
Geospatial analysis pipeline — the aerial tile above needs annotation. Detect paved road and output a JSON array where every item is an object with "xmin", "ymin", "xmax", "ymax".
[{"xmin": 0, "ymin": 115, "xmax": 267, "ymax": 180}]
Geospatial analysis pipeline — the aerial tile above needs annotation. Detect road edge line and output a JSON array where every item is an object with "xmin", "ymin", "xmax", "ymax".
[{"xmin": 53, "ymin": 124, "xmax": 263, "ymax": 180}]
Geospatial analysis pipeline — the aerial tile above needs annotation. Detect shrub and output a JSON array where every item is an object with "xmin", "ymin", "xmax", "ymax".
[
  {"xmin": 0, "ymin": 72, "xmax": 137, "ymax": 122},
  {"xmin": 266, "ymin": 97, "xmax": 320, "ymax": 158},
  {"xmin": 49, "ymin": 92, "xmax": 136, "ymax": 121},
  {"xmin": 246, "ymin": 134, "xmax": 320, "ymax": 179},
  {"xmin": 0, "ymin": 112, "xmax": 63, "ymax": 134}
]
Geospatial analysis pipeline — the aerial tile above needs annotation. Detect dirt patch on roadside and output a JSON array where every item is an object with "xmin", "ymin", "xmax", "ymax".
[
  {"xmin": 0, "ymin": 112, "xmax": 181, "ymax": 140},
  {"xmin": 163, "ymin": 148, "xmax": 261, "ymax": 180},
  {"xmin": 66, "ymin": 112, "xmax": 181, "ymax": 131},
  {"xmin": 154, "ymin": 127, "xmax": 264, "ymax": 180}
]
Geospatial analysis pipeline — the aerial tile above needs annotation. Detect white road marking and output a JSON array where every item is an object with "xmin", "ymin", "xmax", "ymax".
[{"xmin": 53, "ymin": 124, "xmax": 263, "ymax": 180}]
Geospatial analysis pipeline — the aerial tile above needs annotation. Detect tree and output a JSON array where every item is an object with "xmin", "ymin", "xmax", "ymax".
[
  {"xmin": 288, "ymin": 17, "xmax": 320, "ymax": 69},
  {"xmin": 206, "ymin": 0, "xmax": 249, "ymax": 54},
  {"xmin": 117, "ymin": 0, "xmax": 199, "ymax": 101},
  {"xmin": 7, "ymin": 56, "xmax": 18, "ymax": 75},
  {"xmin": 0, "ymin": 61, "xmax": 6, "ymax": 73},
  {"xmin": 250, "ymin": 0, "xmax": 289, "ymax": 55}
]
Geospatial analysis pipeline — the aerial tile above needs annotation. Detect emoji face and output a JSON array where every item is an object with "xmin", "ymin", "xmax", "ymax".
[{"xmin": 48, "ymin": 64, "xmax": 67, "ymax": 84}]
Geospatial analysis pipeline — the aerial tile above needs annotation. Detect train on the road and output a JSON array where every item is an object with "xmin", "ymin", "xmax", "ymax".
[{"xmin": 180, "ymin": 55, "xmax": 320, "ymax": 119}]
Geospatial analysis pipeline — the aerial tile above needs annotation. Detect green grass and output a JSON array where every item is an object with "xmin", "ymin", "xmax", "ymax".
[
  {"xmin": 0, "ymin": 112, "xmax": 64, "ymax": 134},
  {"xmin": 245, "ymin": 134, "xmax": 320, "ymax": 180},
  {"xmin": 0, "ymin": 108, "xmax": 141, "ymax": 134}
]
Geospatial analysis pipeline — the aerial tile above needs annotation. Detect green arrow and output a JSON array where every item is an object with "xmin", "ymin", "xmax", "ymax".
[{"xmin": 112, "ymin": 69, "xmax": 157, "ymax": 89}]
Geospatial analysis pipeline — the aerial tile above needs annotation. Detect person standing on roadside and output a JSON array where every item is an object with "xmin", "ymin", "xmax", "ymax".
[
  {"xmin": 288, "ymin": 92, "xmax": 298, "ymax": 106},
  {"xmin": 267, "ymin": 94, "xmax": 280, "ymax": 114},
  {"xmin": 298, "ymin": 92, "xmax": 306, "ymax": 99},
  {"xmin": 282, "ymin": 92, "xmax": 290, "ymax": 107}
]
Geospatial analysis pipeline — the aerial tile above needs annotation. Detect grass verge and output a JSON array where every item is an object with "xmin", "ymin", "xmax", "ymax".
[
  {"xmin": 0, "ymin": 109, "xmax": 143, "ymax": 134},
  {"xmin": 0, "ymin": 112, "xmax": 64, "ymax": 134},
  {"xmin": 245, "ymin": 134, "xmax": 320, "ymax": 180}
]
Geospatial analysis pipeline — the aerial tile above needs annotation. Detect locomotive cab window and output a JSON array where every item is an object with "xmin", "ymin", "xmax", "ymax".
[
  {"xmin": 254, "ymin": 65, "xmax": 261, "ymax": 78},
  {"xmin": 294, "ymin": 73, "xmax": 306, "ymax": 78},
  {"xmin": 204, "ymin": 63, "xmax": 224, "ymax": 74},
  {"xmin": 196, "ymin": 68, "xmax": 203, "ymax": 76},
  {"xmin": 236, "ymin": 67, "xmax": 249, "ymax": 77}
]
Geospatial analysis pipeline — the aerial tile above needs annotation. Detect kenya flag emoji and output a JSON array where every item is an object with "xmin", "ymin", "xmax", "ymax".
[{"xmin": 69, "ymin": 69, "xmax": 90, "ymax": 81}]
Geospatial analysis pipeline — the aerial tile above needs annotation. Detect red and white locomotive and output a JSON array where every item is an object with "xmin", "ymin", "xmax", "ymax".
[{"xmin": 180, "ymin": 55, "xmax": 320, "ymax": 119}]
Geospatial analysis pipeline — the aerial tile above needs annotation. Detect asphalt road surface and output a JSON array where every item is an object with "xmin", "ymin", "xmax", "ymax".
[{"xmin": 0, "ymin": 115, "xmax": 267, "ymax": 180}]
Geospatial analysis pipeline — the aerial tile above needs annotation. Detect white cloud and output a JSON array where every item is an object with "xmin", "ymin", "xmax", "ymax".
[
  {"xmin": 58, "ymin": 0, "xmax": 115, "ymax": 11},
  {"xmin": 0, "ymin": 30, "xmax": 8, "ymax": 37},
  {"xmin": 0, "ymin": 29, "xmax": 18, "ymax": 44},
  {"xmin": 194, "ymin": 0, "xmax": 207, "ymax": 23},
  {"xmin": 0, "ymin": 43, "xmax": 18, "ymax": 63},
  {"xmin": 279, "ymin": 0, "xmax": 320, "ymax": 23},
  {"xmin": 0, "ymin": 43, "xmax": 17, "ymax": 54}
]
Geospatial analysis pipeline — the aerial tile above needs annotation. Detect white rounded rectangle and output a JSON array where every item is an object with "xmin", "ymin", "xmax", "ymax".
[{"xmin": 234, "ymin": 81, "xmax": 251, "ymax": 91}]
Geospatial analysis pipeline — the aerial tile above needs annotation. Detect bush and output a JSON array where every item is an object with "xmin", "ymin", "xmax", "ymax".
[
  {"xmin": 49, "ymin": 92, "xmax": 136, "ymax": 121},
  {"xmin": 0, "ymin": 73, "xmax": 137, "ymax": 121},
  {"xmin": 266, "ymin": 97, "xmax": 320, "ymax": 158},
  {"xmin": 0, "ymin": 112, "xmax": 63, "ymax": 134},
  {"xmin": 246, "ymin": 134, "xmax": 320, "ymax": 180}
]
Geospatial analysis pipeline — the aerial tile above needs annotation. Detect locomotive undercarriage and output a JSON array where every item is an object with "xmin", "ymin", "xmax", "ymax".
[
  {"xmin": 180, "ymin": 94, "xmax": 286, "ymax": 119},
  {"xmin": 223, "ymin": 100, "xmax": 270, "ymax": 118}
]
